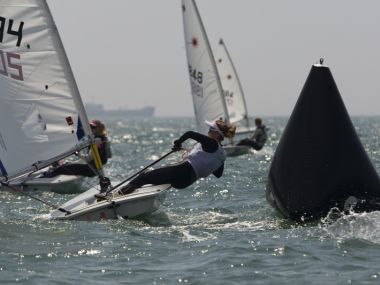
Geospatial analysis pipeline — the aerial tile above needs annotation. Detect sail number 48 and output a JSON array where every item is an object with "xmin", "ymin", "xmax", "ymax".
[
  {"xmin": 188, "ymin": 65, "xmax": 203, "ymax": 84},
  {"xmin": 188, "ymin": 65, "xmax": 203, "ymax": 98}
]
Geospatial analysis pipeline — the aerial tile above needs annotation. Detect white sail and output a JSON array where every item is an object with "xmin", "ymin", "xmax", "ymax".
[
  {"xmin": 215, "ymin": 38, "xmax": 250, "ymax": 129},
  {"xmin": 0, "ymin": 0, "xmax": 92, "ymax": 181},
  {"xmin": 181, "ymin": 0, "xmax": 229, "ymax": 135}
]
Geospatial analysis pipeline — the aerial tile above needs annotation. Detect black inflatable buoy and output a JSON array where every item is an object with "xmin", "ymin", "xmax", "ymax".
[{"xmin": 266, "ymin": 62, "xmax": 380, "ymax": 222}]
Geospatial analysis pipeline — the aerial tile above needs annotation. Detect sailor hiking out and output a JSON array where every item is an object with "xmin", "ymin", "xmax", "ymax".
[{"xmin": 95, "ymin": 118, "xmax": 236, "ymax": 199}]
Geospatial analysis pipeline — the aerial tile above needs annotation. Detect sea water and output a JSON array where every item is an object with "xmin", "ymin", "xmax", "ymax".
[{"xmin": 1, "ymin": 116, "xmax": 380, "ymax": 285}]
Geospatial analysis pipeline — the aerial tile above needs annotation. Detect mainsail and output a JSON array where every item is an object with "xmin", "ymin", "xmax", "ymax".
[
  {"xmin": 181, "ymin": 0, "xmax": 229, "ymax": 135},
  {"xmin": 0, "ymin": 0, "xmax": 94, "ymax": 182},
  {"xmin": 215, "ymin": 38, "xmax": 250, "ymax": 131}
]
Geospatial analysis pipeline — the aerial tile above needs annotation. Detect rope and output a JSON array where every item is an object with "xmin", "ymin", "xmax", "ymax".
[{"xmin": 0, "ymin": 181, "xmax": 71, "ymax": 214}]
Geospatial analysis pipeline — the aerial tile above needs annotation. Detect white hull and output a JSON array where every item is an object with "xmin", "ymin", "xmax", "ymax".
[
  {"xmin": 49, "ymin": 184, "xmax": 171, "ymax": 221},
  {"xmin": 235, "ymin": 127, "xmax": 255, "ymax": 136},
  {"xmin": 7, "ymin": 174, "xmax": 83, "ymax": 193},
  {"xmin": 223, "ymin": 145, "xmax": 253, "ymax": 157}
]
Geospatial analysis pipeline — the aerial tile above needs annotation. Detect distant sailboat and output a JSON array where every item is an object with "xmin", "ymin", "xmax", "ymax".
[
  {"xmin": 215, "ymin": 38, "xmax": 254, "ymax": 135},
  {"xmin": 181, "ymin": 0, "xmax": 252, "ymax": 156},
  {"xmin": 1, "ymin": 0, "xmax": 169, "ymax": 221}
]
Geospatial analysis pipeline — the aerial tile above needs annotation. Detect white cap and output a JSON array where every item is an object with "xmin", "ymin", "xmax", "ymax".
[{"xmin": 205, "ymin": 120, "xmax": 224, "ymax": 137}]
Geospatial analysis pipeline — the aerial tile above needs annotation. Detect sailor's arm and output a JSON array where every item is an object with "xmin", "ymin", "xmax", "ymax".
[{"xmin": 173, "ymin": 131, "xmax": 218, "ymax": 152}]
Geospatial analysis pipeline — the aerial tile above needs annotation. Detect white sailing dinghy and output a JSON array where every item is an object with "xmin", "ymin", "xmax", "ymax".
[
  {"xmin": 215, "ymin": 39, "xmax": 258, "ymax": 156},
  {"xmin": 215, "ymin": 39, "xmax": 255, "ymax": 136},
  {"xmin": 50, "ymin": 151, "xmax": 173, "ymax": 221},
  {"xmin": 0, "ymin": 0, "xmax": 90, "ymax": 193},
  {"xmin": 181, "ymin": 0, "xmax": 252, "ymax": 157},
  {"xmin": 0, "ymin": 0, "xmax": 170, "ymax": 221}
]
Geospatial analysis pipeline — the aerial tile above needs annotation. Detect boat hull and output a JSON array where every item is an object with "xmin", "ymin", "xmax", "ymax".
[
  {"xmin": 49, "ymin": 184, "xmax": 170, "ymax": 221},
  {"xmin": 224, "ymin": 145, "xmax": 253, "ymax": 157},
  {"xmin": 8, "ymin": 175, "xmax": 83, "ymax": 193}
]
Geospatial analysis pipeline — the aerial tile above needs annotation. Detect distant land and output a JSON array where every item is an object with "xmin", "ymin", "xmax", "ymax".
[{"xmin": 85, "ymin": 103, "xmax": 155, "ymax": 117}]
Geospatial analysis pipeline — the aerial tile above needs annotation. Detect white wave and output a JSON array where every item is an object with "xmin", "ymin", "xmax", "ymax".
[{"xmin": 322, "ymin": 210, "xmax": 380, "ymax": 244}]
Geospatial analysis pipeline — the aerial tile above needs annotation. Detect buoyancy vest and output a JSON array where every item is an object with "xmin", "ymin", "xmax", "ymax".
[
  {"xmin": 104, "ymin": 137, "xmax": 112, "ymax": 159},
  {"xmin": 255, "ymin": 125, "xmax": 268, "ymax": 147},
  {"xmin": 95, "ymin": 136, "xmax": 112, "ymax": 165},
  {"xmin": 186, "ymin": 143, "xmax": 226, "ymax": 178}
]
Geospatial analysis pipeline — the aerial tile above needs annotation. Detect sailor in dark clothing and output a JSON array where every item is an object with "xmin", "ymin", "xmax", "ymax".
[
  {"xmin": 45, "ymin": 119, "xmax": 112, "ymax": 177},
  {"xmin": 236, "ymin": 117, "xmax": 267, "ymax": 150},
  {"xmin": 95, "ymin": 118, "xmax": 236, "ymax": 199}
]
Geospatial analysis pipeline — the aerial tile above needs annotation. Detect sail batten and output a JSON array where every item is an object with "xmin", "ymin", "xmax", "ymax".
[{"xmin": 0, "ymin": 0, "xmax": 93, "ymax": 180}]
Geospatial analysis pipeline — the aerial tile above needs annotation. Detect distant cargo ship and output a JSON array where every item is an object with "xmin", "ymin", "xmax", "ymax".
[{"xmin": 85, "ymin": 103, "xmax": 155, "ymax": 117}]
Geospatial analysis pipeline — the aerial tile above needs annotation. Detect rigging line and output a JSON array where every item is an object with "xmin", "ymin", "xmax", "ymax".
[
  {"xmin": 0, "ymin": 181, "xmax": 71, "ymax": 214},
  {"xmin": 8, "ymin": 146, "xmax": 89, "ymax": 185}
]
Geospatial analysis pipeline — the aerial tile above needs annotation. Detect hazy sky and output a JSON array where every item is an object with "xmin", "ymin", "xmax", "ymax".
[{"xmin": 47, "ymin": 0, "xmax": 380, "ymax": 117}]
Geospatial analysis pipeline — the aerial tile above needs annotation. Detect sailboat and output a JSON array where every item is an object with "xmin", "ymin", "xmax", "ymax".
[
  {"xmin": 181, "ymin": 0, "xmax": 252, "ymax": 156},
  {"xmin": 215, "ymin": 39, "xmax": 255, "ymax": 136},
  {"xmin": 0, "ymin": 0, "xmax": 90, "ymax": 193},
  {"xmin": 215, "ymin": 38, "xmax": 257, "ymax": 156},
  {"xmin": 1, "ymin": 0, "xmax": 169, "ymax": 221}
]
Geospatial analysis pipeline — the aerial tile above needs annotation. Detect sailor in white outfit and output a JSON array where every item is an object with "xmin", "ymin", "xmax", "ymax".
[{"xmin": 115, "ymin": 119, "xmax": 236, "ymax": 195}]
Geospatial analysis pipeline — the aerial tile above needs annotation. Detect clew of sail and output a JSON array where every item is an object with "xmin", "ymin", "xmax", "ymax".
[
  {"xmin": 215, "ymin": 38, "xmax": 251, "ymax": 132},
  {"xmin": 0, "ymin": 0, "xmax": 100, "ymax": 182},
  {"xmin": 181, "ymin": 0, "xmax": 229, "ymax": 135}
]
